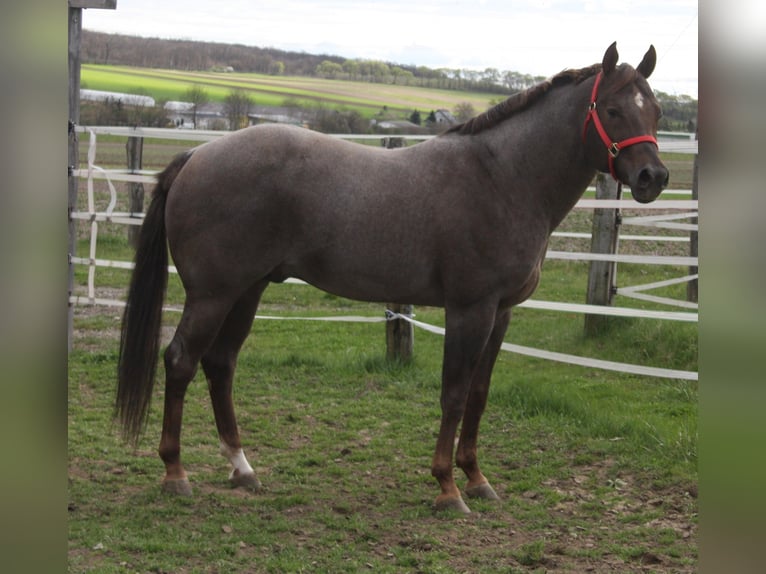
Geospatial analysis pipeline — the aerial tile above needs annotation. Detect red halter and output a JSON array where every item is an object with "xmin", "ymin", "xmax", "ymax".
[{"xmin": 582, "ymin": 72, "xmax": 658, "ymax": 180}]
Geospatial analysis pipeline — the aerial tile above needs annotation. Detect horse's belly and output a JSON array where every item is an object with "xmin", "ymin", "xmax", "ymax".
[{"xmin": 282, "ymin": 251, "xmax": 442, "ymax": 307}]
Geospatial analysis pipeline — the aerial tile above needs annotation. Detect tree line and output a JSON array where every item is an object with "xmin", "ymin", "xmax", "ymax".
[{"xmin": 82, "ymin": 30, "xmax": 346, "ymax": 76}]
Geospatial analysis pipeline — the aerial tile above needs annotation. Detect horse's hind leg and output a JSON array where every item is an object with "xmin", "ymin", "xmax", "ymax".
[
  {"xmin": 200, "ymin": 281, "xmax": 268, "ymax": 492},
  {"xmin": 456, "ymin": 308, "xmax": 511, "ymax": 502},
  {"xmin": 159, "ymin": 296, "xmax": 235, "ymax": 495}
]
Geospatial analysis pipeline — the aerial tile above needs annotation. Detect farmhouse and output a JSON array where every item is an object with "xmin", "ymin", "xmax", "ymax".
[{"xmin": 432, "ymin": 109, "xmax": 456, "ymax": 125}]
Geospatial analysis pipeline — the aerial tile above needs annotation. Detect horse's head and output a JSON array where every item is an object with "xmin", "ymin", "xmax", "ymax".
[{"xmin": 583, "ymin": 42, "xmax": 669, "ymax": 203}]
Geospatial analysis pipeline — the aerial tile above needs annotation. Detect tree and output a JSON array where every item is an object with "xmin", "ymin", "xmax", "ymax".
[
  {"xmin": 183, "ymin": 85, "xmax": 209, "ymax": 129},
  {"xmin": 409, "ymin": 110, "xmax": 422, "ymax": 126},
  {"xmin": 454, "ymin": 102, "xmax": 476, "ymax": 122},
  {"xmin": 342, "ymin": 59, "xmax": 361, "ymax": 80},
  {"xmin": 311, "ymin": 106, "xmax": 368, "ymax": 134},
  {"xmin": 483, "ymin": 68, "xmax": 500, "ymax": 86},
  {"xmin": 269, "ymin": 61, "xmax": 285, "ymax": 76},
  {"xmin": 391, "ymin": 66, "xmax": 414, "ymax": 85},
  {"xmin": 361, "ymin": 60, "xmax": 390, "ymax": 82},
  {"xmin": 224, "ymin": 89, "xmax": 253, "ymax": 130},
  {"xmin": 316, "ymin": 60, "xmax": 344, "ymax": 79}
]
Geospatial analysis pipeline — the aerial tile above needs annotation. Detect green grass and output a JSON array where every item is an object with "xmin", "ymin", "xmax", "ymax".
[
  {"xmin": 81, "ymin": 64, "xmax": 500, "ymax": 119},
  {"xmin": 69, "ymin": 139, "xmax": 697, "ymax": 572}
]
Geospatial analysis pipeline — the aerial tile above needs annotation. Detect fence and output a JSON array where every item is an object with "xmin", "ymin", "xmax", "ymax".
[{"xmin": 68, "ymin": 126, "xmax": 698, "ymax": 380}]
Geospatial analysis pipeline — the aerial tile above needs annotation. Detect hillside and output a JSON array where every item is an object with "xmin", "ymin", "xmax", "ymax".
[
  {"xmin": 81, "ymin": 30, "xmax": 518, "ymax": 93},
  {"xmin": 80, "ymin": 65, "xmax": 498, "ymax": 116}
]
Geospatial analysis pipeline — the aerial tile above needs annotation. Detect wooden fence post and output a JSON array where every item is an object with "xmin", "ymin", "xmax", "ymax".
[
  {"xmin": 687, "ymin": 152, "xmax": 698, "ymax": 302},
  {"xmin": 584, "ymin": 174, "xmax": 621, "ymax": 336},
  {"xmin": 126, "ymin": 136, "xmax": 145, "ymax": 248},
  {"xmin": 387, "ymin": 304, "xmax": 414, "ymax": 362},
  {"xmin": 67, "ymin": 5, "xmax": 82, "ymax": 353},
  {"xmin": 382, "ymin": 136, "xmax": 414, "ymax": 362}
]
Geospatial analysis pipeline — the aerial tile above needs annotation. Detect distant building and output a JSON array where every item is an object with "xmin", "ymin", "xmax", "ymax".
[
  {"xmin": 80, "ymin": 89, "xmax": 155, "ymax": 107},
  {"xmin": 247, "ymin": 106, "xmax": 311, "ymax": 127},
  {"xmin": 163, "ymin": 100, "xmax": 195, "ymax": 128},
  {"xmin": 164, "ymin": 101, "xmax": 228, "ymax": 130},
  {"xmin": 433, "ymin": 109, "xmax": 456, "ymax": 125},
  {"xmin": 373, "ymin": 119, "xmax": 427, "ymax": 135}
]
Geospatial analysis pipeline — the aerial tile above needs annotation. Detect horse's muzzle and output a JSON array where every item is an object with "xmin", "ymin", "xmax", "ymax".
[{"xmin": 630, "ymin": 163, "xmax": 669, "ymax": 203}]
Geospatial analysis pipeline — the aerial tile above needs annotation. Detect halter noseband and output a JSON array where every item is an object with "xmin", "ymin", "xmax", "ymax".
[{"xmin": 582, "ymin": 71, "xmax": 658, "ymax": 180}]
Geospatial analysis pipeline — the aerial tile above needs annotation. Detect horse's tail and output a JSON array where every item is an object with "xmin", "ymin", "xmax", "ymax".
[{"xmin": 116, "ymin": 150, "xmax": 193, "ymax": 446}]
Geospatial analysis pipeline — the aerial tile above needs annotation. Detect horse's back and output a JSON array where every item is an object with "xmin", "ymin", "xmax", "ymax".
[{"xmin": 166, "ymin": 124, "xmax": 434, "ymax": 241}]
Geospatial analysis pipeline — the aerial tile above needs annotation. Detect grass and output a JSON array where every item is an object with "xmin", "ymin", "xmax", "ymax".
[{"xmin": 69, "ymin": 137, "xmax": 697, "ymax": 572}]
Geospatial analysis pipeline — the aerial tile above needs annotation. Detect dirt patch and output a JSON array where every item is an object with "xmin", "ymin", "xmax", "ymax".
[{"xmin": 68, "ymin": 453, "xmax": 696, "ymax": 573}]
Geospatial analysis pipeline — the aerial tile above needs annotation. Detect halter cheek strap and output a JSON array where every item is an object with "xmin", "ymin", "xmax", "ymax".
[{"xmin": 582, "ymin": 72, "xmax": 658, "ymax": 180}]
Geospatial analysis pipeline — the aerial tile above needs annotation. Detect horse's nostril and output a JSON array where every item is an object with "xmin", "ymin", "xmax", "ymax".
[
  {"xmin": 639, "ymin": 168, "xmax": 652, "ymax": 185},
  {"xmin": 639, "ymin": 166, "xmax": 669, "ymax": 188}
]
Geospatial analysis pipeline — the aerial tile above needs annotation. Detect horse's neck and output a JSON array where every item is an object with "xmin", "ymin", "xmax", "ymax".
[{"xmin": 479, "ymin": 81, "xmax": 597, "ymax": 229}]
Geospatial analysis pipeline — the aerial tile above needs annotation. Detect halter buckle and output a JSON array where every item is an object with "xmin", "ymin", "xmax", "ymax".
[{"xmin": 608, "ymin": 143, "xmax": 620, "ymax": 158}]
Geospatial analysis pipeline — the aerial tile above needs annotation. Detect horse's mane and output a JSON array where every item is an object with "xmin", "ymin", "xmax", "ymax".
[{"xmin": 444, "ymin": 63, "xmax": 602, "ymax": 136}]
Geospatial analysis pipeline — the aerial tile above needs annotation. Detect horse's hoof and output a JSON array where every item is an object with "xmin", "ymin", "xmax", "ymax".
[
  {"xmin": 465, "ymin": 482, "xmax": 500, "ymax": 501},
  {"xmin": 433, "ymin": 495, "xmax": 471, "ymax": 514},
  {"xmin": 161, "ymin": 478, "xmax": 193, "ymax": 496},
  {"xmin": 230, "ymin": 472, "xmax": 262, "ymax": 492}
]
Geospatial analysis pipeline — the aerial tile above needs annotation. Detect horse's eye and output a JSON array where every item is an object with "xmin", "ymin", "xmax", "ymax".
[{"xmin": 606, "ymin": 107, "xmax": 621, "ymax": 119}]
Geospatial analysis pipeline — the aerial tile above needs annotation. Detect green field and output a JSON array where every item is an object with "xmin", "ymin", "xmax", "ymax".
[
  {"xmin": 81, "ymin": 64, "xmax": 499, "ymax": 118},
  {"xmin": 68, "ymin": 135, "xmax": 697, "ymax": 572}
]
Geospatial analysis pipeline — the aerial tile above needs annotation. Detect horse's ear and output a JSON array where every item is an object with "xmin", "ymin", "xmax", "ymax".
[
  {"xmin": 602, "ymin": 42, "xmax": 619, "ymax": 76},
  {"xmin": 637, "ymin": 45, "xmax": 657, "ymax": 79}
]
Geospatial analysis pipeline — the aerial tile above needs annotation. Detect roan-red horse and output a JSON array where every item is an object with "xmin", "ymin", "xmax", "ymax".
[{"xmin": 117, "ymin": 43, "xmax": 668, "ymax": 513}]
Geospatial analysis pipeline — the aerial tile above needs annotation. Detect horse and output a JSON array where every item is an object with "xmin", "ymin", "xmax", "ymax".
[{"xmin": 117, "ymin": 42, "xmax": 668, "ymax": 513}]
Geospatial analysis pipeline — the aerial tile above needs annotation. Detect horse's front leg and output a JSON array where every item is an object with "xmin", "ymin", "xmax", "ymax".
[
  {"xmin": 456, "ymin": 308, "xmax": 511, "ymax": 502},
  {"xmin": 432, "ymin": 303, "xmax": 498, "ymax": 513}
]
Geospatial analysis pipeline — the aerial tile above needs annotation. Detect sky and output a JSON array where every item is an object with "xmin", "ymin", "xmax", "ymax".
[{"xmin": 82, "ymin": 0, "xmax": 698, "ymax": 98}]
